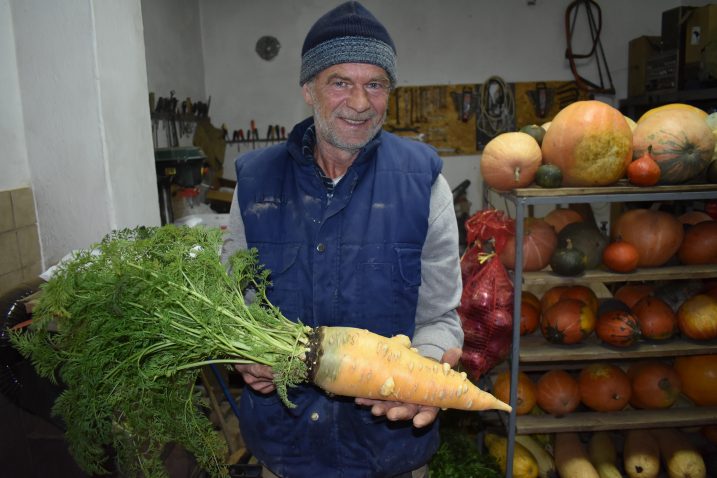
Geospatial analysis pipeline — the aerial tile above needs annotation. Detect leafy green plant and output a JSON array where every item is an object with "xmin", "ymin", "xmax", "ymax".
[
  {"xmin": 430, "ymin": 431, "xmax": 501, "ymax": 478},
  {"xmin": 11, "ymin": 226, "xmax": 311, "ymax": 477}
]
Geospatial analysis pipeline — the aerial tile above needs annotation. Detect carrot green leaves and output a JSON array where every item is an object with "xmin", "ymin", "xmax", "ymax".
[{"xmin": 11, "ymin": 225, "xmax": 310, "ymax": 477}]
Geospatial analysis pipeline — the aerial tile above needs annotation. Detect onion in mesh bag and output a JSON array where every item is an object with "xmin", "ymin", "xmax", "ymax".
[{"xmin": 458, "ymin": 253, "xmax": 513, "ymax": 380}]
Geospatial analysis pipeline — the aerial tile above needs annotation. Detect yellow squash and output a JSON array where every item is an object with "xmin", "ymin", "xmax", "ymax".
[
  {"xmin": 484, "ymin": 432, "xmax": 539, "ymax": 478},
  {"xmin": 624, "ymin": 429, "xmax": 660, "ymax": 478}
]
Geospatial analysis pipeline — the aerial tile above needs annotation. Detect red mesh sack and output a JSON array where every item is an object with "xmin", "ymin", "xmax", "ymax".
[
  {"xmin": 458, "ymin": 247, "xmax": 514, "ymax": 380},
  {"xmin": 464, "ymin": 209, "xmax": 515, "ymax": 255}
]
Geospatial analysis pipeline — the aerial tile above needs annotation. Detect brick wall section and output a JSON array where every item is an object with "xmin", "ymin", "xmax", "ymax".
[{"xmin": 0, "ymin": 188, "xmax": 41, "ymax": 296}]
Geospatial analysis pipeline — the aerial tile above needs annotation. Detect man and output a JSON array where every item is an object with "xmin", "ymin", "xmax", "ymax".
[{"xmin": 224, "ymin": 2, "xmax": 464, "ymax": 477}]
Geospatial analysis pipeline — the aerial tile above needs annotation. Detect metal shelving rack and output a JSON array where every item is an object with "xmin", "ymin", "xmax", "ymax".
[{"xmin": 483, "ymin": 181, "xmax": 717, "ymax": 478}]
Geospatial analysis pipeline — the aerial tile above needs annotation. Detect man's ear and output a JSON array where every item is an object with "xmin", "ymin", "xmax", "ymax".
[{"xmin": 302, "ymin": 83, "xmax": 313, "ymax": 107}]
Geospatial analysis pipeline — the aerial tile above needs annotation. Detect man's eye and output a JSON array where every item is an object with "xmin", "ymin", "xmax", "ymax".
[
  {"xmin": 333, "ymin": 80, "xmax": 347, "ymax": 88},
  {"xmin": 367, "ymin": 82, "xmax": 387, "ymax": 90}
]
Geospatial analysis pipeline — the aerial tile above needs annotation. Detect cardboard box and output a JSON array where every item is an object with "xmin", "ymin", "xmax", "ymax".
[
  {"xmin": 645, "ymin": 49, "xmax": 680, "ymax": 93},
  {"xmin": 628, "ymin": 36, "xmax": 661, "ymax": 97},
  {"xmin": 685, "ymin": 4, "xmax": 717, "ymax": 64},
  {"xmin": 663, "ymin": 6, "xmax": 695, "ymax": 50}
]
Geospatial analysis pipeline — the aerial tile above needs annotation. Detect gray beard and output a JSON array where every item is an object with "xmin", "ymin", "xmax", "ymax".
[{"xmin": 308, "ymin": 87, "xmax": 386, "ymax": 153}]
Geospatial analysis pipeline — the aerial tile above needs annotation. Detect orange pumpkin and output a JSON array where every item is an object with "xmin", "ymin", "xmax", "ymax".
[
  {"xmin": 499, "ymin": 218, "xmax": 557, "ymax": 272},
  {"xmin": 632, "ymin": 295, "xmax": 678, "ymax": 340},
  {"xmin": 540, "ymin": 284, "xmax": 598, "ymax": 315},
  {"xmin": 627, "ymin": 360, "xmax": 681, "ymax": 409},
  {"xmin": 522, "ymin": 290, "xmax": 542, "ymax": 311},
  {"xmin": 612, "ymin": 209, "xmax": 684, "ymax": 267},
  {"xmin": 579, "ymin": 363, "xmax": 631, "ymax": 412},
  {"xmin": 560, "ymin": 285, "xmax": 599, "ymax": 315},
  {"xmin": 674, "ymin": 354, "xmax": 717, "ymax": 405},
  {"xmin": 637, "ymin": 103, "xmax": 708, "ymax": 123},
  {"xmin": 543, "ymin": 207, "xmax": 584, "ymax": 234},
  {"xmin": 602, "ymin": 240, "xmax": 640, "ymax": 273},
  {"xmin": 480, "ymin": 132, "xmax": 542, "ymax": 191},
  {"xmin": 536, "ymin": 370, "xmax": 581, "ymax": 417},
  {"xmin": 541, "ymin": 100, "xmax": 633, "ymax": 186},
  {"xmin": 540, "ymin": 285, "xmax": 569, "ymax": 312},
  {"xmin": 678, "ymin": 220, "xmax": 717, "ymax": 265},
  {"xmin": 632, "ymin": 108, "xmax": 715, "ymax": 184},
  {"xmin": 540, "ymin": 298, "xmax": 596, "ymax": 344},
  {"xmin": 492, "ymin": 370, "xmax": 537, "ymax": 415},
  {"xmin": 520, "ymin": 301, "xmax": 540, "ymax": 336},
  {"xmin": 678, "ymin": 210, "xmax": 713, "ymax": 225},
  {"xmin": 614, "ymin": 283, "xmax": 654, "ymax": 309},
  {"xmin": 595, "ymin": 310, "xmax": 641, "ymax": 347},
  {"xmin": 627, "ymin": 150, "xmax": 661, "ymax": 186},
  {"xmin": 677, "ymin": 293, "xmax": 717, "ymax": 340}
]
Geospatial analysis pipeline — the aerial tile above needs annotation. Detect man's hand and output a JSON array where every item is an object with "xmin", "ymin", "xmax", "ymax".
[
  {"xmin": 235, "ymin": 363, "xmax": 275, "ymax": 394},
  {"xmin": 354, "ymin": 347, "xmax": 463, "ymax": 428}
]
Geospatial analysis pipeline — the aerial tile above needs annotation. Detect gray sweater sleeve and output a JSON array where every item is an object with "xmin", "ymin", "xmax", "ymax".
[
  {"xmin": 221, "ymin": 174, "xmax": 465, "ymax": 361},
  {"xmin": 411, "ymin": 174, "xmax": 464, "ymax": 361},
  {"xmin": 221, "ymin": 187, "xmax": 246, "ymax": 264}
]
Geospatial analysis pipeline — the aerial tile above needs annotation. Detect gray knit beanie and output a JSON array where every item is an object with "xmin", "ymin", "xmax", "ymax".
[{"xmin": 300, "ymin": 1, "xmax": 397, "ymax": 87}]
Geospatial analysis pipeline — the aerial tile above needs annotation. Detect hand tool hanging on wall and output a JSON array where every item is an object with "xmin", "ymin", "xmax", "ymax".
[
  {"xmin": 250, "ymin": 120, "xmax": 259, "ymax": 149},
  {"xmin": 526, "ymin": 82, "xmax": 554, "ymax": 118},
  {"xmin": 192, "ymin": 96, "xmax": 211, "ymax": 119},
  {"xmin": 265, "ymin": 124, "xmax": 274, "ymax": 146},
  {"xmin": 564, "ymin": 0, "xmax": 615, "ymax": 95},
  {"xmin": 232, "ymin": 129, "xmax": 244, "ymax": 152},
  {"xmin": 168, "ymin": 91, "xmax": 179, "ymax": 147},
  {"xmin": 461, "ymin": 86, "xmax": 474, "ymax": 122},
  {"xmin": 450, "ymin": 86, "xmax": 479, "ymax": 122},
  {"xmin": 556, "ymin": 82, "xmax": 581, "ymax": 109}
]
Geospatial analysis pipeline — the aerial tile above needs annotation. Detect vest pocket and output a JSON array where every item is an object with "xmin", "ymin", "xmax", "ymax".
[
  {"xmin": 395, "ymin": 247, "xmax": 422, "ymax": 287},
  {"xmin": 255, "ymin": 243, "xmax": 303, "ymax": 323}
]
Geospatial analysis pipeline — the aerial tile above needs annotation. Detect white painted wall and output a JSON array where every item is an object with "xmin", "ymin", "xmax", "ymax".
[
  {"xmin": 142, "ymin": 0, "xmax": 206, "ymax": 104},
  {"xmin": 0, "ymin": 0, "xmax": 30, "ymax": 191},
  {"xmin": 8, "ymin": 0, "xmax": 159, "ymax": 267}
]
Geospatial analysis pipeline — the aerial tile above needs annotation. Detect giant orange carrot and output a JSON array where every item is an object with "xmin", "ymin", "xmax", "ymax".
[
  {"xmin": 11, "ymin": 225, "xmax": 508, "ymax": 478},
  {"xmin": 311, "ymin": 326, "xmax": 511, "ymax": 412}
]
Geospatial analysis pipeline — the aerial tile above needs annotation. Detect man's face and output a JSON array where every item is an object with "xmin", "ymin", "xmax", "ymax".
[{"xmin": 303, "ymin": 63, "xmax": 391, "ymax": 152}]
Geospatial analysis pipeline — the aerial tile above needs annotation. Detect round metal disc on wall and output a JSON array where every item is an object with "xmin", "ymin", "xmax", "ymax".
[{"xmin": 255, "ymin": 36, "xmax": 281, "ymax": 61}]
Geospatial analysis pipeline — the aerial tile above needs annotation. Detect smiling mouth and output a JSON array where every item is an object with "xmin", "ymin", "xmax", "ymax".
[{"xmin": 342, "ymin": 117, "xmax": 370, "ymax": 126}]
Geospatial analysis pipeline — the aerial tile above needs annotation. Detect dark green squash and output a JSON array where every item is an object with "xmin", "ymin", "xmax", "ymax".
[
  {"xmin": 549, "ymin": 238, "xmax": 587, "ymax": 276},
  {"xmin": 534, "ymin": 164, "xmax": 563, "ymax": 188},
  {"xmin": 519, "ymin": 124, "xmax": 546, "ymax": 146},
  {"xmin": 557, "ymin": 222, "xmax": 608, "ymax": 269}
]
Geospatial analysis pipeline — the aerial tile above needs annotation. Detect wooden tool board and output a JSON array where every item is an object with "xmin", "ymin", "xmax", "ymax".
[{"xmin": 383, "ymin": 81, "xmax": 590, "ymax": 156}]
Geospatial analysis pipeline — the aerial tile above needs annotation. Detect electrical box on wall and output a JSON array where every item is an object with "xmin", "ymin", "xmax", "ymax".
[
  {"xmin": 684, "ymin": 4, "xmax": 717, "ymax": 85},
  {"xmin": 685, "ymin": 5, "xmax": 717, "ymax": 63}
]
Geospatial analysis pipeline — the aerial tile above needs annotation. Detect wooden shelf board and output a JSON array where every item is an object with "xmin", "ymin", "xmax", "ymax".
[
  {"xmin": 522, "ymin": 264, "xmax": 717, "ymax": 285},
  {"xmin": 516, "ymin": 406, "xmax": 717, "ymax": 434},
  {"xmin": 507, "ymin": 181, "xmax": 717, "ymax": 198},
  {"xmin": 518, "ymin": 334, "xmax": 717, "ymax": 363}
]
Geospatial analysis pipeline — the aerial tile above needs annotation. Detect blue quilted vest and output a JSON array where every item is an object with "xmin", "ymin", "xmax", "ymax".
[{"xmin": 234, "ymin": 118, "xmax": 442, "ymax": 477}]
